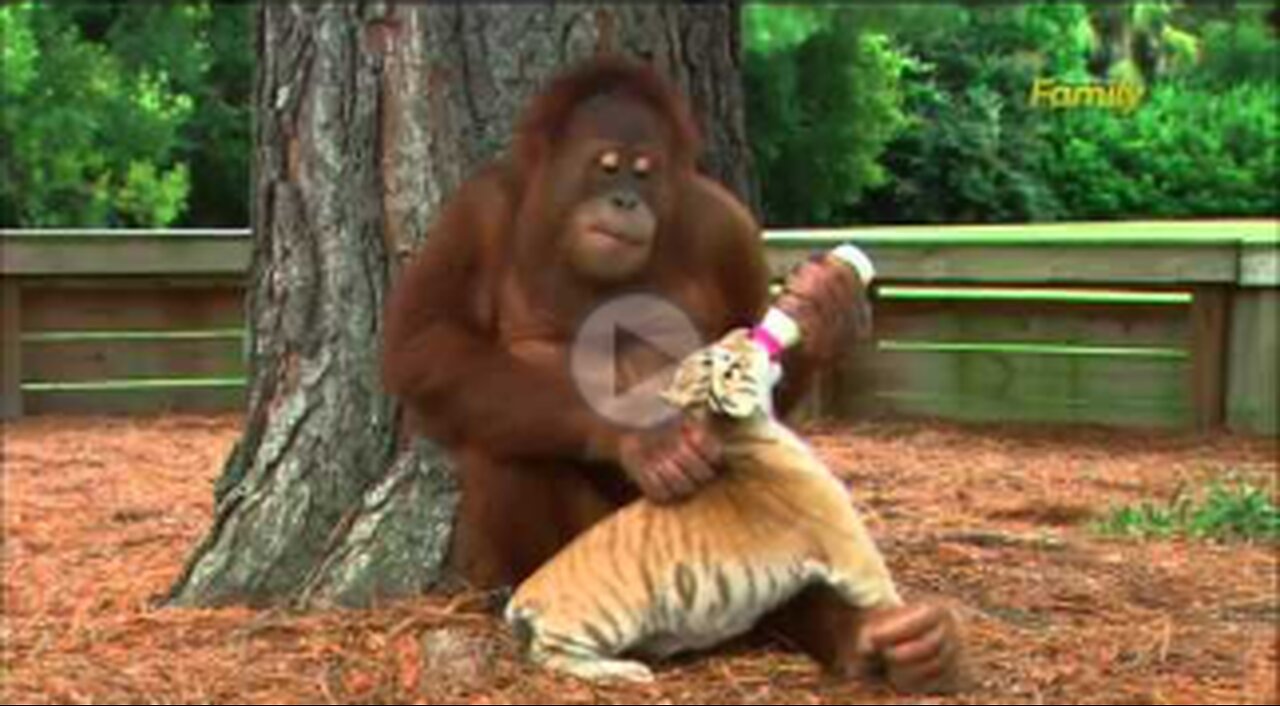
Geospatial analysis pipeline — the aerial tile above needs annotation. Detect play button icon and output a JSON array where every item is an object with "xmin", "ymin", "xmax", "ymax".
[{"xmin": 570, "ymin": 293, "xmax": 704, "ymax": 429}]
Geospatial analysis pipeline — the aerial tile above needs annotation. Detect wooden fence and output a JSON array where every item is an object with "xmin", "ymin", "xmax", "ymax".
[
  {"xmin": 1, "ymin": 230, "xmax": 250, "ymax": 418},
  {"xmin": 2, "ymin": 221, "xmax": 1276, "ymax": 435}
]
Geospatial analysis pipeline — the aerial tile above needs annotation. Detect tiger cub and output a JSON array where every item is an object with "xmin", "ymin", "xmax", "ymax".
[{"xmin": 504, "ymin": 328, "xmax": 903, "ymax": 683}]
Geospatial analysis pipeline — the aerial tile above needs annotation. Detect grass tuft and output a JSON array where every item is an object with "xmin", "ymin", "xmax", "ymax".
[{"xmin": 1095, "ymin": 478, "xmax": 1280, "ymax": 543}]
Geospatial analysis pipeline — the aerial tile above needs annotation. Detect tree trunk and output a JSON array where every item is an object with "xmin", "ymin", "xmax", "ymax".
[
  {"xmin": 1089, "ymin": 3, "xmax": 1137, "ymax": 79},
  {"xmin": 170, "ymin": 2, "xmax": 753, "ymax": 609}
]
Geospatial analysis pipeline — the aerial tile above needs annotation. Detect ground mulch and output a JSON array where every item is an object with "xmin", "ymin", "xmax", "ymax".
[{"xmin": 2, "ymin": 414, "xmax": 1277, "ymax": 705}]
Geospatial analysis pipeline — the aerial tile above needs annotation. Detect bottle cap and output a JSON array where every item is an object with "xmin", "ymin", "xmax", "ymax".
[{"xmin": 831, "ymin": 244, "xmax": 876, "ymax": 284}]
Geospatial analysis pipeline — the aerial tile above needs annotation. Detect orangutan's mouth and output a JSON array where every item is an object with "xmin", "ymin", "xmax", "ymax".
[{"xmin": 591, "ymin": 226, "xmax": 646, "ymax": 247}]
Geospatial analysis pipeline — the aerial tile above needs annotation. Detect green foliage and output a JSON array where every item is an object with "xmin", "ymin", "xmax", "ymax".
[
  {"xmin": 746, "ymin": 2, "xmax": 1278, "ymax": 225},
  {"xmin": 745, "ymin": 9, "xmax": 910, "ymax": 226},
  {"xmin": 0, "ymin": 3, "xmax": 250, "ymax": 228},
  {"xmin": 0, "ymin": 5, "xmax": 39, "ymax": 95},
  {"xmin": 1194, "ymin": 7, "xmax": 1280, "ymax": 87},
  {"xmin": 851, "ymin": 5, "xmax": 1089, "ymax": 224},
  {"xmin": 860, "ymin": 75, "xmax": 1063, "ymax": 224},
  {"xmin": 118, "ymin": 161, "xmax": 192, "ymax": 227},
  {"xmin": 189, "ymin": 9, "xmax": 253, "ymax": 227},
  {"xmin": 1044, "ymin": 83, "xmax": 1279, "ymax": 219},
  {"xmin": 1095, "ymin": 479, "xmax": 1280, "ymax": 543},
  {"xmin": 4, "ymin": 3, "xmax": 1274, "ymax": 229},
  {"xmin": 743, "ymin": 5, "xmax": 828, "ymax": 56}
]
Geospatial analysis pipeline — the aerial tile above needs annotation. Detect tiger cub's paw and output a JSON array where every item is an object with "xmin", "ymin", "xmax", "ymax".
[{"xmin": 543, "ymin": 654, "xmax": 656, "ymax": 684}]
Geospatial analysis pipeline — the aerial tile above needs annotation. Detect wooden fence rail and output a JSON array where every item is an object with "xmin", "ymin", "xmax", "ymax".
[{"xmin": 2, "ymin": 222, "xmax": 1276, "ymax": 435}]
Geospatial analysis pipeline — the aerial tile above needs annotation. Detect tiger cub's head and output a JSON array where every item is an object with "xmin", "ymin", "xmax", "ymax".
[{"xmin": 661, "ymin": 329, "xmax": 776, "ymax": 421}]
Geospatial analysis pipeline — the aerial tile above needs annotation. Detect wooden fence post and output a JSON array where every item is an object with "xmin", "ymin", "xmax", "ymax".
[
  {"xmin": 2, "ymin": 280, "xmax": 22, "ymax": 420},
  {"xmin": 1190, "ymin": 285, "xmax": 1229, "ymax": 431},
  {"xmin": 1226, "ymin": 289, "xmax": 1278, "ymax": 436},
  {"xmin": 1227, "ymin": 236, "xmax": 1279, "ymax": 435}
]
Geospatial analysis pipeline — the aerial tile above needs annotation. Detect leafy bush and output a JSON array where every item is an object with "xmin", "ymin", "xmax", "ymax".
[
  {"xmin": 850, "ymin": 6, "xmax": 1089, "ymax": 224},
  {"xmin": 746, "ymin": 3, "xmax": 1278, "ymax": 226},
  {"xmin": 0, "ymin": 3, "xmax": 250, "ymax": 228},
  {"xmin": 1, "ymin": 4, "xmax": 191, "ymax": 226},
  {"xmin": 1045, "ymin": 83, "xmax": 1279, "ymax": 219},
  {"xmin": 854, "ymin": 64, "xmax": 1065, "ymax": 224},
  {"xmin": 745, "ymin": 7, "xmax": 912, "ymax": 227},
  {"xmin": 1193, "ymin": 7, "xmax": 1280, "ymax": 88}
]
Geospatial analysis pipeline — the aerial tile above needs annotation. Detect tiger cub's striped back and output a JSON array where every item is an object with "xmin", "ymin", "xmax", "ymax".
[{"xmin": 505, "ymin": 329, "xmax": 902, "ymax": 683}]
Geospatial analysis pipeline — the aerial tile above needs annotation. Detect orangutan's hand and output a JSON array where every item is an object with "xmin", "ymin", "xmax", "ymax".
[
  {"xmin": 857, "ymin": 601, "xmax": 968, "ymax": 695},
  {"xmin": 775, "ymin": 255, "xmax": 871, "ymax": 366}
]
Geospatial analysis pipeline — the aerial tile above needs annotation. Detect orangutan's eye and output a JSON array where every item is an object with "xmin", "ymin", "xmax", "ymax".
[
  {"xmin": 599, "ymin": 150, "xmax": 621, "ymax": 174},
  {"xmin": 633, "ymin": 155, "xmax": 652, "ymax": 179}
]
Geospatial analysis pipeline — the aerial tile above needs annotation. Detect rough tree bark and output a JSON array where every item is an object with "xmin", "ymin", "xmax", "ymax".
[{"xmin": 169, "ymin": 2, "xmax": 755, "ymax": 609}]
